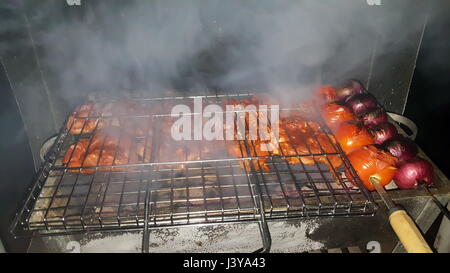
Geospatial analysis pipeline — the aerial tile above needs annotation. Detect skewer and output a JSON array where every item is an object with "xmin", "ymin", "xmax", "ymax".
[
  {"xmin": 370, "ymin": 176, "xmax": 433, "ymax": 253},
  {"xmin": 422, "ymin": 184, "xmax": 450, "ymax": 221}
]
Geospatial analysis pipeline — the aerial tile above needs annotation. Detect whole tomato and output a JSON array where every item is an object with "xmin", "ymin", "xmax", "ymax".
[
  {"xmin": 316, "ymin": 85, "xmax": 337, "ymax": 104},
  {"xmin": 321, "ymin": 102, "xmax": 356, "ymax": 132},
  {"xmin": 346, "ymin": 145, "xmax": 398, "ymax": 191},
  {"xmin": 335, "ymin": 121, "xmax": 374, "ymax": 154}
]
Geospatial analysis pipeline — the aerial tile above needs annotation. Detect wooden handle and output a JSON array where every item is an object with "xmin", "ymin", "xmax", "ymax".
[{"xmin": 389, "ymin": 210, "xmax": 433, "ymax": 253}]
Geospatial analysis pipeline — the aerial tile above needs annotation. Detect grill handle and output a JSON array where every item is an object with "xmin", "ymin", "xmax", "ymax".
[
  {"xmin": 388, "ymin": 208, "xmax": 433, "ymax": 253},
  {"xmin": 387, "ymin": 112, "xmax": 418, "ymax": 140},
  {"xmin": 371, "ymin": 176, "xmax": 432, "ymax": 253}
]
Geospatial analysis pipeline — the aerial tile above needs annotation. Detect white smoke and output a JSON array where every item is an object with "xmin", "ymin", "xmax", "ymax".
[{"xmin": 31, "ymin": 0, "xmax": 429, "ymax": 104}]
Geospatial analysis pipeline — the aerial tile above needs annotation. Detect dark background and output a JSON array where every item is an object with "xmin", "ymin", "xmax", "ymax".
[
  {"xmin": 406, "ymin": 1, "xmax": 450, "ymax": 178},
  {"xmin": 0, "ymin": 0, "xmax": 449, "ymax": 252}
]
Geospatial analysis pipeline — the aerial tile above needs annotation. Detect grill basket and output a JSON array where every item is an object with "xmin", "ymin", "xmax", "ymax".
[{"xmin": 11, "ymin": 92, "xmax": 376, "ymax": 252}]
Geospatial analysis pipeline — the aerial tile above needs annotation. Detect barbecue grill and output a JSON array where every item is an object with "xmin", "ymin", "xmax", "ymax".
[
  {"xmin": 10, "ymin": 93, "xmax": 376, "ymax": 252},
  {"xmin": 1, "ymin": 0, "xmax": 449, "ymax": 253}
]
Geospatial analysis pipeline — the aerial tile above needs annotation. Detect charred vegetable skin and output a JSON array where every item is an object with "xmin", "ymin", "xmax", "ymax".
[
  {"xmin": 347, "ymin": 145, "xmax": 398, "ymax": 191},
  {"xmin": 345, "ymin": 93, "xmax": 378, "ymax": 115},
  {"xmin": 317, "ymin": 79, "xmax": 436, "ymax": 192},
  {"xmin": 335, "ymin": 79, "xmax": 366, "ymax": 102},
  {"xmin": 320, "ymin": 102, "xmax": 356, "ymax": 133},
  {"xmin": 316, "ymin": 85, "xmax": 337, "ymax": 104},
  {"xmin": 335, "ymin": 121, "xmax": 374, "ymax": 154},
  {"xmin": 370, "ymin": 122, "xmax": 398, "ymax": 145},
  {"xmin": 357, "ymin": 107, "xmax": 388, "ymax": 128},
  {"xmin": 383, "ymin": 136, "xmax": 418, "ymax": 162}
]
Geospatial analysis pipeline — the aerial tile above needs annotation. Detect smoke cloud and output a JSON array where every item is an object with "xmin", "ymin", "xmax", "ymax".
[{"xmin": 28, "ymin": 1, "xmax": 420, "ymax": 99}]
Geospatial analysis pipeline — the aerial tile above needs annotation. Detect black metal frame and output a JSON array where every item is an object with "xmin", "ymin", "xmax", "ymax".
[{"xmin": 10, "ymin": 92, "xmax": 376, "ymax": 253}]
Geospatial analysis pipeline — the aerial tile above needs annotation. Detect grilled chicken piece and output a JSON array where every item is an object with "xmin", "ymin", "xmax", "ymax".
[
  {"xmin": 64, "ymin": 124, "xmax": 141, "ymax": 173},
  {"xmin": 135, "ymin": 138, "xmax": 152, "ymax": 163},
  {"xmin": 63, "ymin": 97, "xmax": 342, "ymax": 176},
  {"xmin": 80, "ymin": 148, "xmax": 132, "ymax": 173},
  {"xmin": 66, "ymin": 104, "xmax": 96, "ymax": 135},
  {"xmin": 64, "ymin": 100, "xmax": 155, "ymax": 171},
  {"xmin": 276, "ymin": 117, "xmax": 341, "ymax": 170},
  {"xmin": 66, "ymin": 101, "xmax": 152, "ymax": 135},
  {"xmin": 226, "ymin": 138, "xmax": 271, "ymax": 172},
  {"xmin": 224, "ymin": 96, "xmax": 271, "ymax": 171},
  {"xmin": 123, "ymin": 117, "xmax": 152, "ymax": 137},
  {"xmin": 224, "ymin": 96, "xmax": 342, "ymax": 173},
  {"xmin": 63, "ymin": 138, "xmax": 90, "ymax": 169},
  {"xmin": 89, "ymin": 127, "xmax": 125, "ymax": 150}
]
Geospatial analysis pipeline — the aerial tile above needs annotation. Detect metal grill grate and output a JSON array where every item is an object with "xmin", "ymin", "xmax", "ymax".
[{"xmin": 11, "ymin": 92, "xmax": 376, "ymax": 252}]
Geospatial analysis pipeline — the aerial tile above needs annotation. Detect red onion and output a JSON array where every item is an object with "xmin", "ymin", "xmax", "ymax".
[
  {"xmin": 357, "ymin": 107, "xmax": 388, "ymax": 128},
  {"xmin": 383, "ymin": 136, "xmax": 418, "ymax": 162},
  {"xmin": 335, "ymin": 79, "xmax": 366, "ymax": 102},
  {"xmin": 370, "ymin": 122, "xmax": 398, "ymax": 145},
  {"xmin": 345, "ymin": 93, "xmax": 378, "ymax": 115},
  {"xmin": 393, "ymin": 157, "xmax": 434, "ymax": 189}
]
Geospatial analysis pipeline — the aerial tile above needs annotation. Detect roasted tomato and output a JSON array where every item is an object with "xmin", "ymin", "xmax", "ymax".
[
  {"xmin": 321, "ymin": 102, "xmax": 356, "ymax": 132},
  {"xmin": 316, "ymin": 85, "xmax": 337, "ymax": 104},
  {"xmin": 335, "ymin": 121, "xmax": 374, "ymax": 154},
  {"xmin": 346, "ymin": 145, "xmax": 398, "ymax": 191}
]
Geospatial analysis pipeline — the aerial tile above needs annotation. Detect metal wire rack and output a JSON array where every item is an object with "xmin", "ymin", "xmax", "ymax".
[{"xmin": 11, "ymin": 92, "xmax": 376, "ymax": 253}]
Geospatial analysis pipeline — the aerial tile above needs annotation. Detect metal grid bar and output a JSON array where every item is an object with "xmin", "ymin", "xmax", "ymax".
[
  {"xmin": 240, "ymin": 140, "xmax": 272, "ymax": 252},
  {"xmin": 142, "ymin": 115, "xmax": 159, "ymax": 253},
  {"xmin": 10, "ymin": 93, "xmax": 376, "ymax": 245}
]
